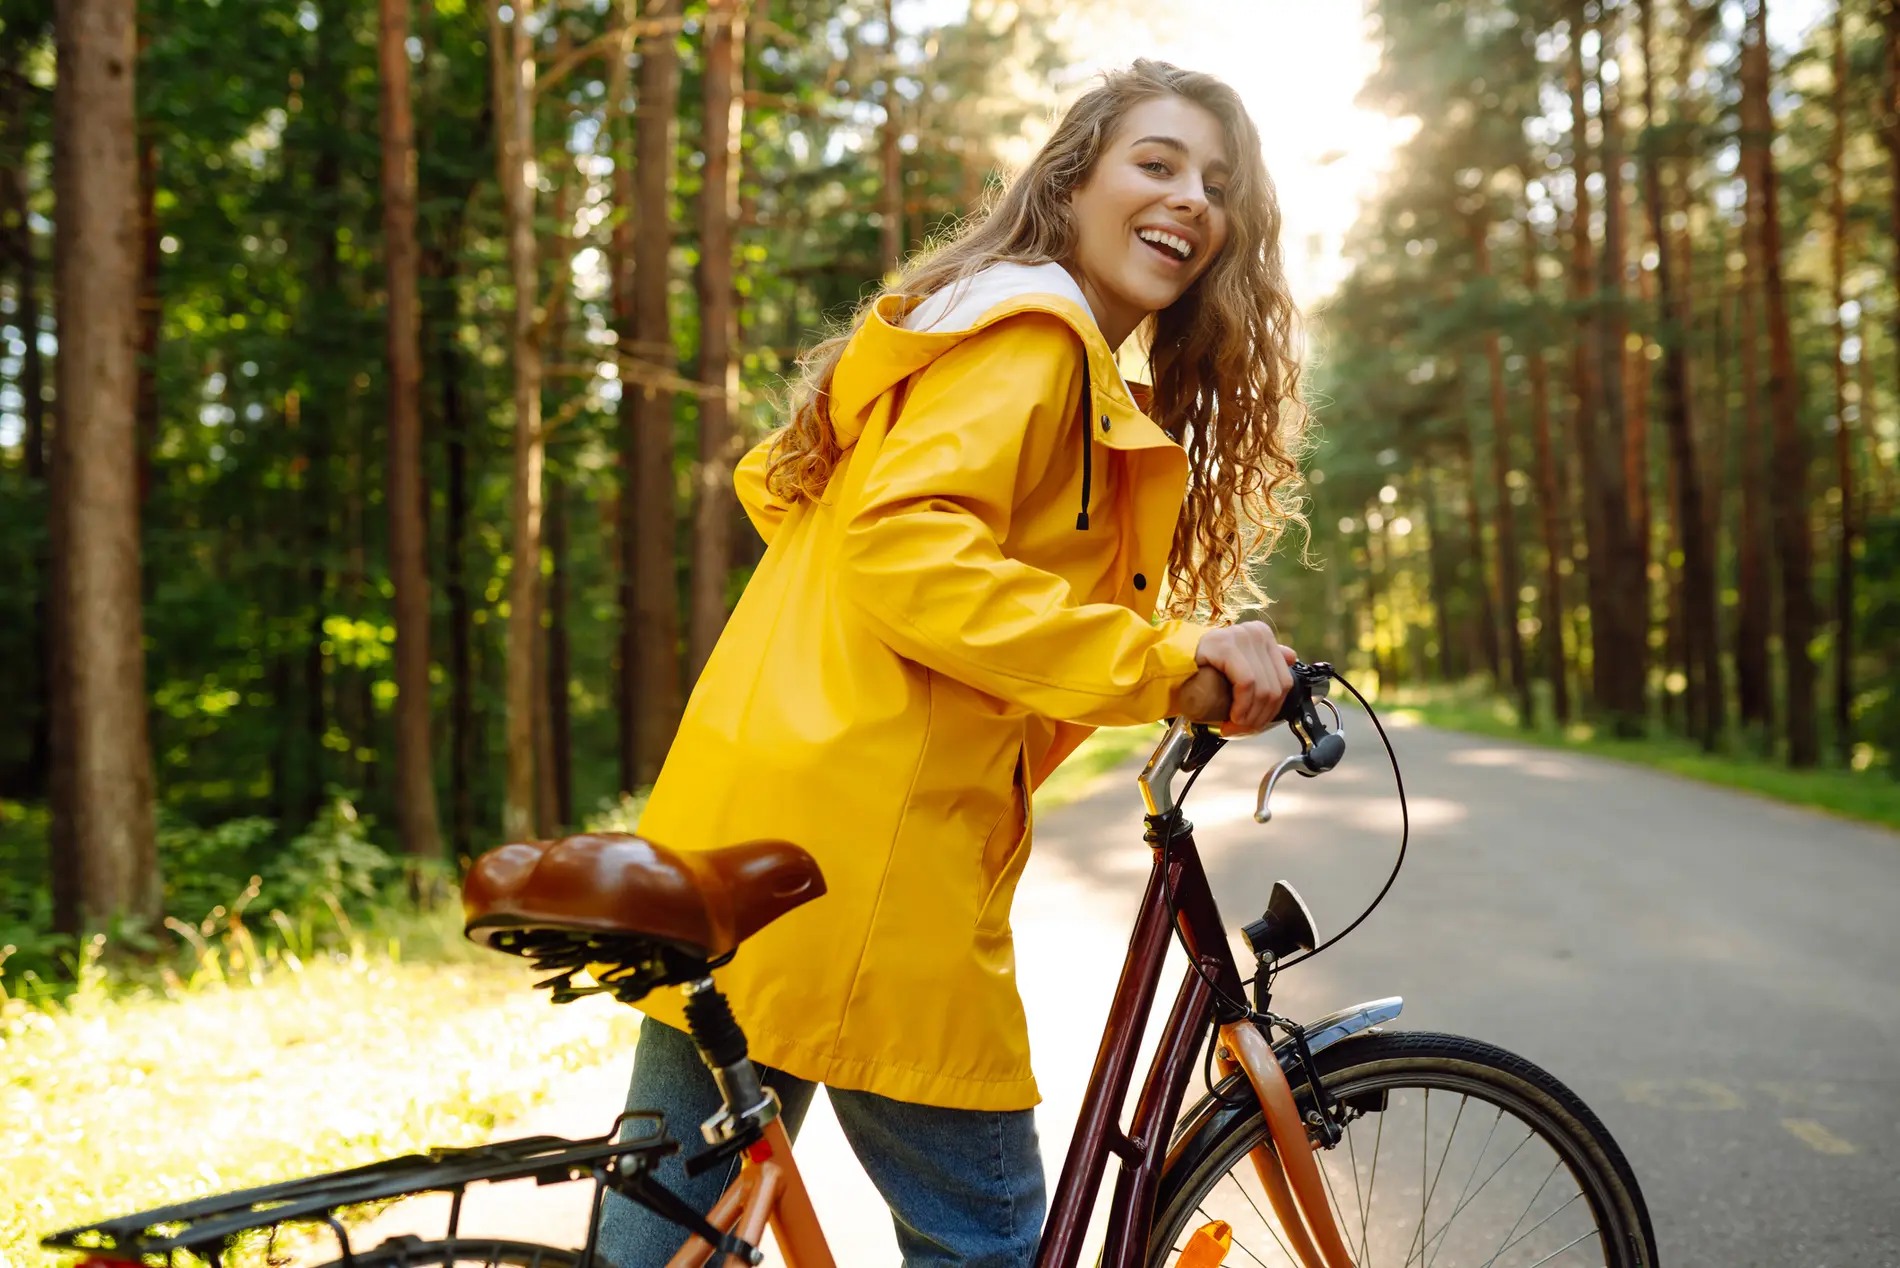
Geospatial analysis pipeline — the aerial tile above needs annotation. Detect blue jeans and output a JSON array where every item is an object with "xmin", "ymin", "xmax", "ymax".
[{"xmin": 596, "ymin": 1018, "xmax": 1045, "ymax": 1267}]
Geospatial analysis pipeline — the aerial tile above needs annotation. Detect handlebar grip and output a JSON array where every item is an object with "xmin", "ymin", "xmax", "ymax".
[{"xmin": 1176, "ymin": 667, "xmax": 1233, "ymax": 723}]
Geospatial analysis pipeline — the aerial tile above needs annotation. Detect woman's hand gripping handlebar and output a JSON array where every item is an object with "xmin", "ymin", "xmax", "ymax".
[{"xmin": 1186, "ymin": 621, "xmax": 1297, "ymax": 736}]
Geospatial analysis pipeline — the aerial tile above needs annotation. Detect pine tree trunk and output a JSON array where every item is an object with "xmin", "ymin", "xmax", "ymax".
[
  {"xmin": 489, "ymin": 0, "xmax": 543, "ymax": 837},
  {"xmin": 1591, "ymin": 10, "xmax": 1648, "ymax": 734},
  {"xmin": 51, "ymin": 0, "xmax": 159, "ymax": 928},
  {"xmin": 880, "ymin": 0, "xmax": 902, "ymax": 273},
  {"xmin": 1639, "ymin": 0, "xmax": 1722, "ymax": 748},
  {"xmin": 1829, "ymin": 0, "xmax": 1854, "ymax": 759},
  {"xmin": 689, "ymin": 0, "xmax": 744, "ymax": 680},
  {"xmin": 1881, "ymin": 2, "xmax": 1900, "ymax": 467},
  {"xmin": 1456, "ymin": 408, "xmax": 1501, "ymax": 683},
  {"xmin": 1473, "ymin": 213, "xmax": 1531, "ymax": 720},
  {"xmin": 441, "ymin": 330, "xmax": 474, "ymax": 863},
  {"xmin": 1521, "ymin": 214, "xmax": 1572, "ymax": 726},
  {"xmin": 546, "ymin": 472, "xmax": 573, "ymax": 830},
  {"xmin": 1420, "ymin": 466, "xmax": 1459, "ymax": 681},
  {"xmin": 629, "ymin": 0, "xmax": 683, "ymax": 786},
  {"xmin": 1742, "ymin": 0, "xmax": 1819, "ymax": 767},
  {"xmin": 381, "ymin": 0, "xmax": 441, "ymax": 863},
  {"xmin": 1735, "ymin": 238, "xmax": 1775, "ymax": 731},
  {"xmin": 609, "ymin": 0, "xmax": 638, "ymax": 797},
  {"xmin": 1565, "ymin": 12, "xmax": 1613, "ymax": 720}
]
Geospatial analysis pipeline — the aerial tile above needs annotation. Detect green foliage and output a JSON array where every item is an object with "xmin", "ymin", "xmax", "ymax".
[{"xmin": 262, "ymin": 797, "xmax": 393, "ymax": 910}]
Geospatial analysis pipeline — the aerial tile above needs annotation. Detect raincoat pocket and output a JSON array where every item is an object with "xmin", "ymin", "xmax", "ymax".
[{"xmin": 976, "ymin": 745, "xmax": 1032, "ymax": 936}]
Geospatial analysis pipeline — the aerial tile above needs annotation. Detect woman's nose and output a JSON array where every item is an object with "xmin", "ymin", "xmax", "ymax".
[{"xmin": 1167, "ymin": 177, "xmax": 1209, "ymax": 218}]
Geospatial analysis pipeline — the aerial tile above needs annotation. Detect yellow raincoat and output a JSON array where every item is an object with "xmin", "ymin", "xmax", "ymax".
[{"xmin": 635, "ymin": 266, "xmax": 1208, "ymax": 1111}]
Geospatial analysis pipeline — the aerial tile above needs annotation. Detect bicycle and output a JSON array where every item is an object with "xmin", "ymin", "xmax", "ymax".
[{"xmin": 45, "ymin": 661, "xmax": 1658, "ymax": 1268}]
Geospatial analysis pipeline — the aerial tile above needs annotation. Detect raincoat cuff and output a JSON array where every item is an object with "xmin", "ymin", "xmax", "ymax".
[{"xmin": 1158, "ymin": 621, "xmax": 1210, "ymax": 703}]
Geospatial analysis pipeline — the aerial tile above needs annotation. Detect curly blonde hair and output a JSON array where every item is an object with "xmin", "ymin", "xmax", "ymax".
[{"xmin": 768, "ymin": 59, "xmax": 1306, "ymax": 621}]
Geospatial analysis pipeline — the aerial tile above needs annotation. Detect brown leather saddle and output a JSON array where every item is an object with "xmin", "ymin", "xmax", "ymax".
[{"xmin": 463, "ymin": 832, "xmax": 826, "ymax": 1004}]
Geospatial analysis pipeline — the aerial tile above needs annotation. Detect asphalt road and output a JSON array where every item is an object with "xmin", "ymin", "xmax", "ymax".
[
  {"xmin": 1019, "ymin": 716, "xmax": 1900, "ymax": 1268},
  {"xmin": 347, "ymin": 720, "xmax": 1900, "ymax": 1265}
]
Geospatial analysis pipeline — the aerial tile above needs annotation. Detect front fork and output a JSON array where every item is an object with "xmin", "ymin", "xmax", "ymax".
[{"xmin": 1218, "ymin": 1021, "xmax": 1358, "ymax": 1268}]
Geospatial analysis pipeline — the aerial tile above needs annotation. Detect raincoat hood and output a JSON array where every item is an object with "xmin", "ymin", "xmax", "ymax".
[{"xmin": 826, "ymin": 261, "xmax": 1167, "ymax": 457}]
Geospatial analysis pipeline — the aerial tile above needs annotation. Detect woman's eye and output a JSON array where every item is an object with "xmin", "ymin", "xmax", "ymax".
[
  {"xmin": 1205, "ymin": 184, "xmax": 1226, "ymax": 202},
  {"xmin": 1140, "ymin": 159, "xmax": 1170, "ymax": 175}
]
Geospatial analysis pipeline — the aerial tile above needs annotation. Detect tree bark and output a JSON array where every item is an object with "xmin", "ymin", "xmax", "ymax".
[
  {"xmin": 1456, "ymin": 412, "xmax": 1499, "ymax": 683},
  {"xmin": 1829, "ymin": 0, "xmax": 1854, "ymax": 759},
  {"xmin": 381, "ymin": 0, "xmax": 442, "ymax": 862},
  {"xmin": 1741, "ymin": 0, "xmax": 1818, "ymax": 766},
  {"xmin": 1418, "ymin": 465, "xmax": 1458, "ymax": 680},
  {"xmin": 1734, "ymin": 230, "xmax": 1774, "ymax": 731},
  {"xmin": 1473, "ymin": 213, "xmax": 1531, "ymax": 721},
  {"xmin": 441, "ymin": 329, "xmax": 474, "ymax": 863},
  {"xmin": 1565, "ymin": 12, "xmax": 1613, "ymax": 721},
  {"xmin": 489, "ymin": 0, "xmax": 543, "ymax": 837},
  {"xmin": 1521, "ymin": 213, "xmax": 1573, "ymax": 726},
  {"xmin": 51, "ymin": 0, "xmax": 160, "ymax": 928},
  {"xmin": 1881, "ymin": 2, "xmax": 1900, "ymax": 471},
  {"xmin": 688, "ymin": 0, "xmax": 745, "ymax": 679},
  {"xmin": 629, "ymin": 0, "xmax": 682, "ymax": 785},
  {"xmin": 545, "ymin": 472, "xmax": 573, "ymax": 830},
  {"xmin": 879, "ymin": 0, "xmax": 902, "ymax": 273},
  {"xmin": 609, "ymin": 0, "xmax": 638, "ymax": 796},
  {"xmin": 1590, "ymin": 8, "xmax": 1648, "ymax": 733},
  {"xmin": 1639, "ymin": 0, "xmax": 1722, "ymax": 748}
]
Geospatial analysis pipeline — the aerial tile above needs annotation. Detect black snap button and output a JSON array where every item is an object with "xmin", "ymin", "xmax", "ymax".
[
  {"xmin": 1133, "ymin": 573, "xmax": 1147, "ymax": 591},
  {"xmin": 1100, "ymin": 414, "xmax": 1111, "ymax": 431}
]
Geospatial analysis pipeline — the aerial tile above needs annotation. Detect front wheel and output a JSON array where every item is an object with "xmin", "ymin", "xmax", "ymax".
[{"xmin": 1150, "ymin": 1031, "xmax": 1657, "ymax": 1267}]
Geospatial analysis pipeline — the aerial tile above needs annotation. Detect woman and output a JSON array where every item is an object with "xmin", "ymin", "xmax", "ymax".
[{"xmin": 601, "ymin": 58, "xmax": 1307, "ymax": 1267}]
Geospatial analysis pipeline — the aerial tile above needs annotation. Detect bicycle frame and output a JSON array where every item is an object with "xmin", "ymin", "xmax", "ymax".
[{"xmin": 686, "ymin": 720, "xmax": 1376, "ymax": 1268}]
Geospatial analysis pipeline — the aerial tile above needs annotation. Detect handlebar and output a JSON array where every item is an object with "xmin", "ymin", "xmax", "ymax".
[{"xmin": 1175, "ymin": 661, "xmax": 1335, "ymax": 734}]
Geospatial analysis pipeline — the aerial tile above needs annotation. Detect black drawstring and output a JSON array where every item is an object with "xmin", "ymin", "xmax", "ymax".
[{"xmin": 1075, "ymin": 359, "xmax": 1093, "ymax": 531}]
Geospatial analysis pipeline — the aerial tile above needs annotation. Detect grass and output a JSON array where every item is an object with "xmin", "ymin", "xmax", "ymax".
[
  {"xmin": 1386, "ymin": 680, "xmax": 1900, "ymax": 833},
  {"xmin": 3, "ymin": 903, "xmax": 641, "ymax": 1268}
]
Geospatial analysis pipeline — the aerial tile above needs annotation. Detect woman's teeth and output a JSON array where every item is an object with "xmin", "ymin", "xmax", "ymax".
[{"xmin": 1137, "ymin": 228, "xmax": 1192, "ymax": 260}]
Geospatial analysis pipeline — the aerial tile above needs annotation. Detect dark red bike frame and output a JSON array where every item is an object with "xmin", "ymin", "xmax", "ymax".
[{"xmin": 1034, "ymin": 809, "xmax": 1248, "ymax": 1268}]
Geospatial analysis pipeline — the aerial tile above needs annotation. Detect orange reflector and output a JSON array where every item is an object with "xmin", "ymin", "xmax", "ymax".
[
  {"xmin": 1177, "ymin": 1218, "xmax": 1232, "ymax": 1266},
  {"xmin": 744, "ymin": 1138, "xmax": 773, "ymax": 1165}
]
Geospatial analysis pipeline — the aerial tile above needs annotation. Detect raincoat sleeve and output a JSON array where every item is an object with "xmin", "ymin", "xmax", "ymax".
[
  {"xmin": 733, "ymin": 433, "xmax": 793, "ymax": 545},
  {"xmin": 836, "ymin": 313, "xmax": 1207, "ymax": 727}
]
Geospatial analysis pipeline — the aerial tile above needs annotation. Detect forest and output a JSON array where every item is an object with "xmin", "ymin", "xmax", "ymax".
[{"xmin": 1, "ymin": 0, "xmax": 1895, "ymax": 987}]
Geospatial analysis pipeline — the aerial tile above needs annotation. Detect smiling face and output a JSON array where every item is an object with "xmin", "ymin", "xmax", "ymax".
[{"xmin": 1064, "ymin": 94, "xmax": 1233, "ymax": 349}]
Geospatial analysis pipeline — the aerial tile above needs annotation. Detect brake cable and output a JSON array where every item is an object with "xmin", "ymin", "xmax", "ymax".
[{"xmin": 1153, "ymin": 665, "xmax": 1412, "ymax": 1095}]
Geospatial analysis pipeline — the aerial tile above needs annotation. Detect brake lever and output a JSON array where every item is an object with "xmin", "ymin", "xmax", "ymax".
[{"xmin": 1255, "ymin": 667, "xmax": 1347, "ymax": 823}]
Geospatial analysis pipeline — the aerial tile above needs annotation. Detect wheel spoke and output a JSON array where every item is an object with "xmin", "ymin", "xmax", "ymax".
[
  {"xmin": 1411, "ymin": 1127, "xmax": 1538, "ymax": 1267},
  {"xmin": 1345, "ymin": 1107, "xmax": 1370, "ymax": 1261},
  {"xmin": 1360, "ymin": 1097, "xmax": 1387, "ymax": 1268},
  {"xmin": 1424, "ymin": 1106, "xmax": 1505, "ymax": 1268},
  {"xmin": 1201, "ymin": 1198, "xmax": 1279, "ymax": 1268},
  {"xmin": 1406, "ymin": 1093, "xmax": 1468, "ymax": 1268},
  {"xmin": 1220, "ymin": 1171, "xmax": 1296, "ymax": 1265},
  {"xmin": 1478, "ymin": 1158, "xmax": 1563, "ymax": 1268},
  {"xmin": 1519, "ymin": 1228, "xmax": 1598, "ymax": 1268}
]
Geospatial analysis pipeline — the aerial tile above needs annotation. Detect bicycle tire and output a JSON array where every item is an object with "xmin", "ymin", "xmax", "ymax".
[
  {"xmin": 1149, "ymin": 1030, "xmax": 1658, "ymax": 1267},
  {"xmin": 305, "ymin": 1235, "xmax": 584, "ymax": 1268}
]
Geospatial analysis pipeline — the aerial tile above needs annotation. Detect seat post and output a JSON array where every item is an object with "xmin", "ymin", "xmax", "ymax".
[{"xmin": 681, "ymin": 976, "xmax": 780, "ymax": 1145}]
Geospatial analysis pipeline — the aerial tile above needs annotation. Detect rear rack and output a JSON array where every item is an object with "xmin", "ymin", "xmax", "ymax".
[{"xmin": 40, "ymin": 1114, "xmax": 675, "ymax": 1262}]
